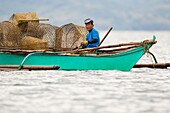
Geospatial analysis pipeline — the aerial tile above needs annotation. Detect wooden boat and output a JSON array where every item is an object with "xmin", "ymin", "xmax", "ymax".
[{"xmin": 0, "ymin": 37, "xmax": 156, "ymax": 71}]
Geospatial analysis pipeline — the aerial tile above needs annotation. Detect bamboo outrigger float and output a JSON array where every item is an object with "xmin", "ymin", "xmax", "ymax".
[
  {"xmin": 134, "ymin": 63, "xmax": 170, "ymax": 69},
  {"xmin": 0, "ymin": 65, "xmax": 60, "ymax": 71},
  {"xmin": 0, "ymin": 36, "xmax": 157, "ymax": 71}
]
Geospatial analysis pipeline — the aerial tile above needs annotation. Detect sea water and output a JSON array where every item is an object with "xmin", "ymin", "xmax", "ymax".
[{"xmin": 0, "ymin": 31, "xmax": 170, "ymax": 113}]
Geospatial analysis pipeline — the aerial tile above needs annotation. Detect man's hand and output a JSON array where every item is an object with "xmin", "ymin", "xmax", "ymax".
[
  {"xmin": 81, "ymin": 41, "xmax": 88, "ymax": 45},
  {"xmin": 80, "ymin": 41, "xmax": 88, "ymax": 49}
]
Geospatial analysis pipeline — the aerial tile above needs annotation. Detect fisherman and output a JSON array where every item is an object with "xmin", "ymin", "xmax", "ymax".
[{"xmin": 81, "ymin": 18, "xmax": 100, "ymax": 48}]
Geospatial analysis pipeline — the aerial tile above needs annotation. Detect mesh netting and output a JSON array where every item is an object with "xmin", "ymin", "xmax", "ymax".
[
  {"xmin": 56, "ymin": 23, "xmax": 87, "ymax": 49},
  {"xmin": 9, "ymin": 12, "xmax": 39, "ymax": 25},
  {"xmin": 39, "ymin": 23, "xmax": 59, "ymax": 48},
  {"xmin": 0, "ymin": 13, "xmax": 87, "ymax": 50},
  {"xmin": 0, "ymin": 21, "xmax": 21, "ymax": 47}
]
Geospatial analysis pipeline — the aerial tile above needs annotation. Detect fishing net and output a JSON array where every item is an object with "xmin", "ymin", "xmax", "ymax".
[
  {"xmin": 56, "ymin": 23, "xmax": 88, "ymax": 49},
  {"xmin": 39, "ymin": 23, "xmax": 59, "ymax": 48},
  {"xmin": 0, "ymin": 21, "xmax": 21, "ymax": 47},
  {"xmin": 21, "ymin": 36, "xmax": 48, "ymax": 50},
  {"xmin": 9, "ymin": 12, "xmax": 39, "ymax": 25},
  {"xmin": 0, "ymin": 12, "xmax": 88, "ymax": 50},
  {"xmin": 21, "ymin": 22, "xmax": 44, "ymax": 39}
]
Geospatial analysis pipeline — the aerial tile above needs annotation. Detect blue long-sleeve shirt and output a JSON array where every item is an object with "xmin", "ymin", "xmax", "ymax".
[{"xmin": 86, "ymin": 28, "xmax": 100, "ymax": 48}]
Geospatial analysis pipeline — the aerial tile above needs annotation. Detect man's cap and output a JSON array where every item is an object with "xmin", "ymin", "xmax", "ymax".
[{"xmin": 84, "ymin": 18, "xmax": 94, "ymax": 24}]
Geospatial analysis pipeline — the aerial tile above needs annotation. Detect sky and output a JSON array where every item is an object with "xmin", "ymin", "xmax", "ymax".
[{"xmin": 0, "ymin": 0, "xmax": 170, "ymax": 30}]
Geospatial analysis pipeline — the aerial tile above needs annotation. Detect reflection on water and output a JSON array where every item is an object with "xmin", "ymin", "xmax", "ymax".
[{"xmin": 0, "ymin": 31, "xmax": 170, "ymax": 113}]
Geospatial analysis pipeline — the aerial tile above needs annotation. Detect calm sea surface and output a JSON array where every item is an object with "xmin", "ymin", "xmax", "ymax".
[{"xmin": 0, "ymin": 31, "xmax": 170, "ymax": 113}]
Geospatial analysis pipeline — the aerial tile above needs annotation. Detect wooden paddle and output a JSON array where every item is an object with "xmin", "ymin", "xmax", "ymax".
[{"xmin": 98, "ymin": 27, "xmax": 113, "ymax": 47}]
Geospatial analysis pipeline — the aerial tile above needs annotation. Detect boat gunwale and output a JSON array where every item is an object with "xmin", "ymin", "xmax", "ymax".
[{"xmin": 0, "ymin": 46, "xmax": 145, "ymax": 58}]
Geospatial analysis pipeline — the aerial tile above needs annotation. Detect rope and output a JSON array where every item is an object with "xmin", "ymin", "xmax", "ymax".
[
  {"xmin": 141, "ymin": 40, "xmax": 150, "ymax": 53},
  {"xmin": 147, "ymin": 51, "xmax": 158, "ymax": 64},
  {"xmin": 145, "ymin": 51, "xmax": 158, "ymax": 69},
  {"xmin": 141, "ymin": 39, "xmax": 158, "ymax": 68},
  {"xmin": 141, "ymin": 40, "xmax": 157, "ymax": 53},
  {"xmin": 149, "ymin": 52, "xmax": 155, "ymax": 68}
]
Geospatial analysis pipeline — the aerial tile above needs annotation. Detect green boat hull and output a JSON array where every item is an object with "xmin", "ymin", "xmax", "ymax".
[
  {"xmin": 0, "ymin": 46, "xmax": 147, "ymax": 71},
  {"xmin": 0, "ymin": 36, "xmax": 157, "ymax": 71}
]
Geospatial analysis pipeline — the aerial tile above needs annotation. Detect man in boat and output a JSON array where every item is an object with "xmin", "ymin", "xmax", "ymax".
[{"xmin": 81, "ymin": 18, "xmax": 100, "ymax": 48}]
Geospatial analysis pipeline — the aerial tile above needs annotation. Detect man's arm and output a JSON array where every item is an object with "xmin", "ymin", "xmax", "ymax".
[
  {"xmin": 88, "ymin": 30, "xmax": 99, "ymax": 44},
  {"xmin": 88, "ymin": 39, "xmax": 98, "ymax": 44}
]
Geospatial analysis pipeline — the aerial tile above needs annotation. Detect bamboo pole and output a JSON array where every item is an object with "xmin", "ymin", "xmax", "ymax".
[
  {"xmin": 0, "ymin": 40, "xmax": 156, "ymax": 54},
  {"xmin": 98, "ymin": 45, "xmax": 140, "ymax": 53},
  {"xmin": 98, "ymin": 27, "xmax": 113, "ymax": 47},
  {"xmin": 0, "ymin": 49, "xmax": 46, "ymax": 54},
  {"xmin": 133, "ymin": 63, "xmax": 170, "ymax": 69},
  {"xmin": 65, "ymin": 40, "xmax": 157, "ymax": 53},
  {"xmin": 0, "ymin": 65, "xmax": 60, "ymax": 70},
  {"xmin": 18, "ymin": 18, "xmax": 49, "ymax": 22}
]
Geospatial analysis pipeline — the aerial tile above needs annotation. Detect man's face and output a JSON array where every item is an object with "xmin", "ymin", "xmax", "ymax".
[{"xmin": 85, "ymin": 23, "xmax": 94, "ymax": 31}]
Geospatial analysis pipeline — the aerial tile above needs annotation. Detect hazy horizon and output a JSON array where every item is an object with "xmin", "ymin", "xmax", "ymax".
[{"xmin": 0, "ymin": 0, "xmax": 170, "ymax": 31}]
